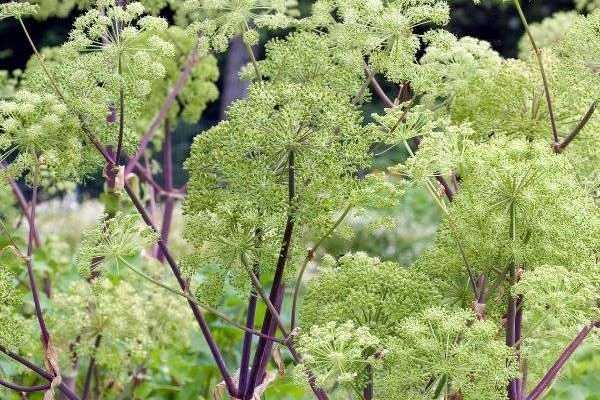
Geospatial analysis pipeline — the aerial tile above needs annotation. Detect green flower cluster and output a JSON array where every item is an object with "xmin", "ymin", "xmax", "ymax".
[
  {"xmin": 0, "ymin": 90, "xmax": 87, "ymax": 182},
  {"xmin": 298, "ymin": 254, "xmax": 517, "ymax": 399},
  {"xmin": 0, "ymin": 267, "xmax": 23, "ymax": 349},
  {"xmin": 377, "ymin": 308, "xmax": 516, "ymax": 400},
  {"xmin": 184, "ymin": 0, "xmax": 299, "ymax": 52},
  {"xmin": 302, "ymin": 0, "xmax": 450, "ymax": 83},
  {"xmin": 248, "ymin": 31, "xmax": 365, "ymax": 99},
  {"xmin": 184, "ymin": 77, "xmax": 400, "ymax": 296},
  {"xmin": 301, "ymin": 252, "xmax": 438, "ymax": 339},
  {"xmin": 0, "ymin": 1, "xmax": 39, "ymax": 19},
  {"xmin": 296, "ymin": 320, "xmax": 381, "ymax": 393},
  {"xmin": 77, "ymin": 212, "xmax": 158, "ymax": 279},
  {"xmin": 416, "ymin": 137, "xmax": 598, "ymax": 306},
  {"xmin": 43, "ymin": 275, "xmax": 191, "ymax": 382}
]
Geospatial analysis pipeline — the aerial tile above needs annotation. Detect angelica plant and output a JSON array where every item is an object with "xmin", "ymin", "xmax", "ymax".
[{"xmin": 0, "ymin": 0, "xmax": 599, "ymax": 399}]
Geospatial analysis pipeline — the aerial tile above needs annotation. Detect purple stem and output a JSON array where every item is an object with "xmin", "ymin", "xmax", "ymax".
[
  {"xmin": 238, "ymin": 289, "xmax": 258, "ymax": 396},
  {"xmin": 363, "ymin": 365, "xmax": 373, "ymax": 400},
  {"xmin": 123, "ymin": 182, "xmax": 237, "ymax": 396},
  {"xmin": 527, "ymin": 322, "xmax": 597, "ymax": 400},
  {"xmin": 435, "ymin": 175, "xmax": 454, "ymax": 202},
  {"xmin": 25, "ymin": 168, "xmax": 51, "ymax": 348},
  {"xmin": 0, "ymin": 345, "xmax": 80, "ymax": 400},
  {"xmin": 125, "ymin": 41, "xmax": 201, "ymax": 176},
  {"xmin": 367, "ymin": 71, "xmax": 395, "ymax": 108},
  {"xmin": 1, "ymin": 162, "xmax": 41, "ymax": 247},
  {"xmin": 252, "ymin": 283, "xmax": 285, "ymax": 391},
  {"xmin": 244, "ymin": 151, "xmax": 296, "ymax": 399},
  {"xmin": 556, "ymin": 101, "xmax": 597, "ymax": 152},
  {"xmin": 515, "ymin": 296, "xmax": 523, "ymax": 399},
  {"xmin": 506, "ymin": 294, "xmax": 517, "ymax": 400},
  {"xmin": 243, "ymin": 229, "xmax": 291, "ymax": 399},
  {"xmin": 0, "ymin": 379, "xmax": 49, "ymax": 393},
  {"xmin": 81, "ymin": 335, "xmax": 102, "ymax": 400},
  {"xmin": 157, "ymin": 122, "xmax": 175, "ymax": 262}
]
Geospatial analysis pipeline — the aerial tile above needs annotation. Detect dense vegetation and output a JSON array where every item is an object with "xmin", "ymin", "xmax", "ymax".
[{"xmin": 0, "ymin": 0, "xmax": 599, "ymax": 399}]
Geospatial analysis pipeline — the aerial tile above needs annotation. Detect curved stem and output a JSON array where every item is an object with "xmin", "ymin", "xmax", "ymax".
[
  {"xmin": 290, "ymin": 204, "xmax": 352, "ymax": 330},
  {"xmin": 363, "ymin": 63, "xmax": 395, "ymax": 108},
  {"xmin": 1, "ymin": 161, "xmax": 41, "ymax": 247},
  {"xmin": 0, "ymin": 346, "xmax": 80, "ymax": 400},
  {"xmin": 25, "ymin": 161, "xmax": 51, "ymax": 347},
  {"xmin": 513, "ymin": 0, "xmax": 559, "ymax": 144},
  {"xmin": 241, "ymin": 255, "xmax": 290, "ymax": 338},
  {"xmin": 17, "ymin": 18, "xmax": 66, "ymax": 104},
  {"xmin": 0, "ymin": 379, "xmax": 49, "ymax": 393},
  {"xmin": 118, "ymin": 256, "xmax": 285, "ymax": 344}
]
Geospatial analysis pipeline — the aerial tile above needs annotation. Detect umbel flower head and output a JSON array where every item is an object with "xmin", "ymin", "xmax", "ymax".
[
  {"xmin": 77, "ymin": 212, "xmax": 158, "ymax": 279},
  {"xmin": 0, "ymin": 1, "xmax": 39, "ymax": 20},
  {"xmin": 21, "ymin": 0, "xmax": 184, "ymax": 157},
  {"xmin": 184, "ymin": 0, "xmax": 299, "ymax": 52},
  {"xmin": 416, "ymin": 137, "xmax": 599, "ymax": 313},
  {"xmin": 183, "ymin": 81, "xmax": 398, "ymax": 295},
  {"xmin": 301, "ymin": 252, "xmax": 439, "ymax": 339},
  {"xmin": 376, "ymin": 308, "xmax": 517, "ymax": 400},
  {"xmin": 0, "ymin": 90, "xmax": 88, "ymax": 183},
  {"xmin": 302, "ymin": 0, "xmax": 450, "ymax": 83},
  {"xmin": 296, "ymin": 320, "xmax": 382, "ymax": 392}
]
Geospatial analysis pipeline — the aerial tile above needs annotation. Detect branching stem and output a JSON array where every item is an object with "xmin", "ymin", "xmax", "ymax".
[
  {"xmin": 118, "ymin": 256, "xmax": 286, "ymax": 344},
  {"xmin": 125, "ymin": 40, "xmax": 201, "ymax": 175},
  {"xmin": 513, "ymin": 0, "xmax": 559, "ymax": 144},
  {"xmin": 157, "ymin": 121, "xmax": 175, "ymax": 262},
  {"xmin": 0, "ymin": 345, "xmax": 80, "ymax": 400},
  {"xmin": 241, "ymin": 256, "xmax": 290, "ymax": 337}
]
